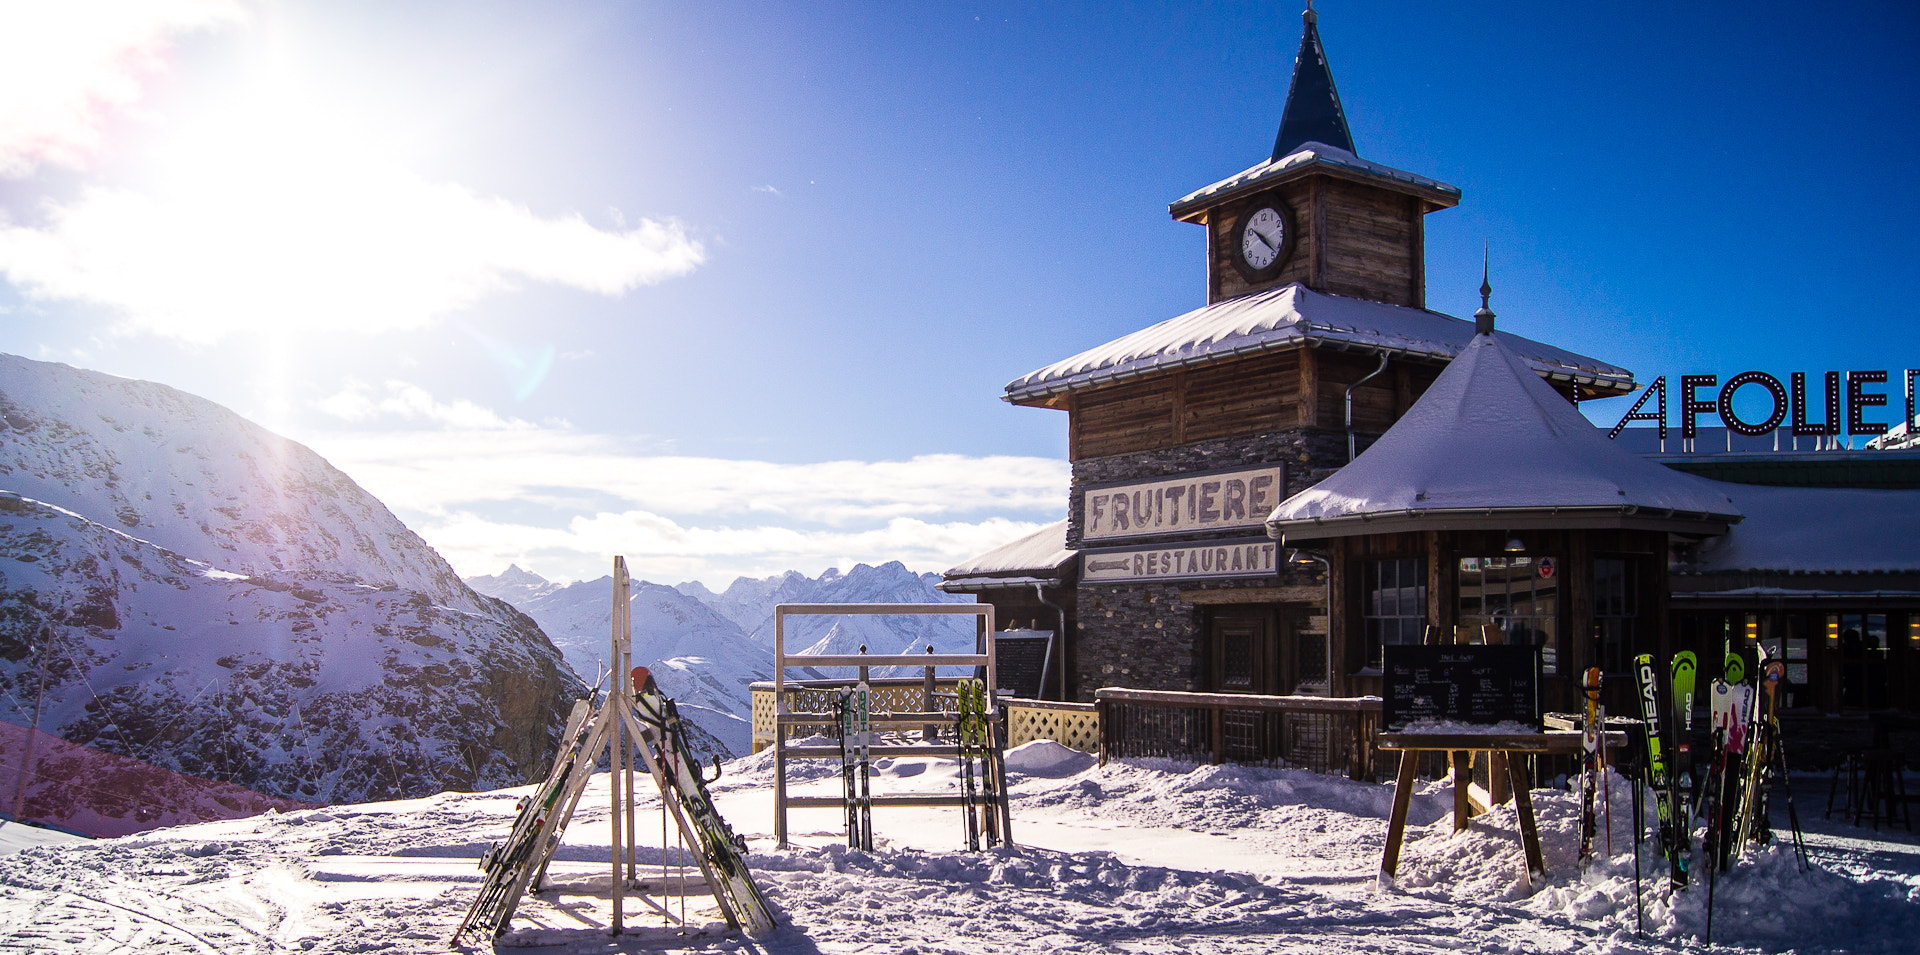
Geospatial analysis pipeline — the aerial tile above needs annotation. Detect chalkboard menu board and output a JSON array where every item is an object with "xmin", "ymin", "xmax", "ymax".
[
  {"xmin": 977, "ymin": 630, "xmax": 1053, "ymax": 700},
  {"xmin": 1381, "ymin": 645, "xmax": 1541, "ymax": 732}
]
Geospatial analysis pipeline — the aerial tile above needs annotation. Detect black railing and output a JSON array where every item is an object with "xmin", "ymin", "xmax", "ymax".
[{"xmin": 1095, "ymin": 688, "xmax": 1381, "ymax": 781}]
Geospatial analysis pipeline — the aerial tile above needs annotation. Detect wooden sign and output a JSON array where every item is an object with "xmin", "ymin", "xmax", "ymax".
[
  {"xmin": 1081, "ymin": 465, "xmax": 1284, "ymax": 541},
  {"xmin": 1381, "ymin": 645, "xmax": 1541, "ymax": 732},
  {"xmin": 978, "ymin": 630, "xmax": 1053, "ymax": 700},
  {"xmin": 1081, "ymin": 538, "xmax": 1277, "ymax": 584}
]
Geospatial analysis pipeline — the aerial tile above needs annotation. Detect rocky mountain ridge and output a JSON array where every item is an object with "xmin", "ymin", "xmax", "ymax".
[{"xmin": 0, "ymin": 354, "xmax": 584, "ymax": 806}]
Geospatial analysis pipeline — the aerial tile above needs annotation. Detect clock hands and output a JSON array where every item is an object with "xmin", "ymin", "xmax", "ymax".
[{"xmin": 1245, "ymin": 226, "xmax": 1281, "ymax": 255}]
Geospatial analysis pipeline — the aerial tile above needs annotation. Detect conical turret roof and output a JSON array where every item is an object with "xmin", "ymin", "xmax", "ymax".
[{"xmin": 1266, "ymin": 329, "xmax": 1743, "ymax": 542}]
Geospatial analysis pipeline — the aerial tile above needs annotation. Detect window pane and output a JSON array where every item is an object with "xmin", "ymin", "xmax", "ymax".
[{"xmin": 1364, "ymin": 558, "xmax": 1426, "ymax": 667}]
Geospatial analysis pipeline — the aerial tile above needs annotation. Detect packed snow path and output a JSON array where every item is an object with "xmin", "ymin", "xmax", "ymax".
[{"xmin": 0, "ymin": 743, "xmax": 1915, "ymax": 953}]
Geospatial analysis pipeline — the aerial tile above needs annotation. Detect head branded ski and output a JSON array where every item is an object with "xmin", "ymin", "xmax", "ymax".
[{"xmin": 1634, "ymin": 654, "xmax": 1686, "ymax": 888}]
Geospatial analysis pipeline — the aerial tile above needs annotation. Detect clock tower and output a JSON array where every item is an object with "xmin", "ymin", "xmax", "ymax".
[
  {"xmin": 1168, "ymin": 5, "xmax": 1459, "ymax": 307},
  {"xmin": 971, "ymin": 4, "xmax": 1636, "ymax": 706}
]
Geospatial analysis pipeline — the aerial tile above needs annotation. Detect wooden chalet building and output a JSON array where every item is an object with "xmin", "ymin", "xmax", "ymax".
[
  {"xmin": 944, "ymin": 8, "xmax": 1920, "ymax": 767},
  {"xmin": 944, "ymin": 8, "xmax": 1634, "ymax": 704}
]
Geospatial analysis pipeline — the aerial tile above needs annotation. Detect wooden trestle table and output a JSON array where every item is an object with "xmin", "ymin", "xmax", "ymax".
[{"xmin": 1376, "ymin": 729, "xmax": 1628, "ymax": 888}]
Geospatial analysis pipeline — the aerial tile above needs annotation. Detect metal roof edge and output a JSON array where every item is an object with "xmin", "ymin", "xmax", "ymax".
[
  {"xmin": 1004, "ymin": 318, "xmax": 1635, "ymax": 405},
  {"xmin": 1169, "ymin": 151, "xmax": 1461, "ymax": 220},
  {"xmin": 1269, "ymin": 504, "xmax": 1740, "ymax": 542}
]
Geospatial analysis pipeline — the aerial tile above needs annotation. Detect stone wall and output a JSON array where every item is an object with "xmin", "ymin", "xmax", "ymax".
[{"xmin": 1068, "ymin": 427, "xmax": 1351, "ymax": 699}]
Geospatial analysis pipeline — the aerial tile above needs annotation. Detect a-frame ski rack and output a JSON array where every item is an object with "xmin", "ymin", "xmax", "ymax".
[
  {"xmin": 453, "ymin": 558, "xmax": 775, "ymax": 945},
  {"xmin": 770, "ymin": 603, "xmax": 1012, "ymax": 850}
]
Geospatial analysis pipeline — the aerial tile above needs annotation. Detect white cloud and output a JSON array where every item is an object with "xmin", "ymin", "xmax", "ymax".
[
  {"xmin": 292, "ymin": 383, "xmax": 1068, "ymax": 586},
  {"xmin": 316, "ymin": 379, "xmax": 538, "ymax": 431},
  {"xmin": 0, "ymin": 3, "xmax": 703, "ymax": 342},
  {"xmin": 0, "ymin": 0, "xmax": 247, "ymax": 177},
  {"xmin": 307, "ymin": 425, "xmax": 1067, "ymax": 524},
  {"xmin": 0, "ymin": 160, "xmax": 703, "ymax": 343},
  {"xmin": 420, "ymin": 510, "xmax": 1052, "ymax": 588}
]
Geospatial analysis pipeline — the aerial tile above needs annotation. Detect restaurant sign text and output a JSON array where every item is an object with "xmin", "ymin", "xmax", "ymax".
[{"xmin": 1082, "ymin": 538, "xmax": 1278, "ymax": 584}]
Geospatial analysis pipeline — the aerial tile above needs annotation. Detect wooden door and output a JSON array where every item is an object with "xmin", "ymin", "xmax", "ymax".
[{"xmin": 1208, "ymin": 607, "xmax": 1281, "ymax": 695}]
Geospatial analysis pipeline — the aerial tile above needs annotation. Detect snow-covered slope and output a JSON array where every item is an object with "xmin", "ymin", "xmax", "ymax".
[
  {"xmin": 1, "ymin": 749, "xmax": 1914, "ymax": 953},
  {"xmin": 0, "ymin": 354, "xmax": 473, "ymax": 603},
  {"xmin": 470, "ymin": 569, "xmax": 769, "ymax": 759},
  {"xmin": 0, "ymin": 355, "xmax": 585, "ymax": 806}
]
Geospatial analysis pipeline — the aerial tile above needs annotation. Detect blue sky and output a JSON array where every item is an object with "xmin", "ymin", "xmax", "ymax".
[{"xmin": 1, "ymin": 1, "xmax": 1916, "ymax": 586}]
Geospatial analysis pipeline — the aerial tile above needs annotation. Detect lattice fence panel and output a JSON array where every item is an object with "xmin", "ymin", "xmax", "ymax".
[{"xmin": 1006, "ymin": 703, "xmax": 1100, "ymax": 754}]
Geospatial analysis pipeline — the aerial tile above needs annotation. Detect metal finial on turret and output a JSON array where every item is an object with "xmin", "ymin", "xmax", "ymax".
[
  {"xmin": 1474, "ymin": 242, "xmax": 1496, "ymax": 336},
  {"xmin": 1304, "ymin": 0, "xmax": 1317, "ymax": 26}
]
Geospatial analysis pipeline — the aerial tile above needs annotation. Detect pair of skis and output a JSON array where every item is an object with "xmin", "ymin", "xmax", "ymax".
[
  {"xmin": 632, "ymin": 669, "xmax": 778, "ymax": 935},
  {"xmin": 454, "ymin": 674, "xmax": 779, "ymax": 946},
  {"xmin": 955, "ymin": 679, "xmax": 1003, "ymax": 850},
  {"xmin": 1577, "ymin": 667, "xmax": 1609, "ymax": 869},
  {"xmin": 1633, "ymin": 643, "xmax": 1811, "ymax": 945},
  {"xmin": 455, "ymin": 699, "xmax": 597, "ymax": 945},
  {"xmin": 836, "ymin": 683, "xmax": 874, "ymax": 851},
  {"xmin": 1634, "ymin": 651, "xmax": 1696, "ymax": 890}
]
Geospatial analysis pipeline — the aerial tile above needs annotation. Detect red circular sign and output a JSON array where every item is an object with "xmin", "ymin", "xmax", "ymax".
[{"xmin": 1538, "ymin": 557, "xmax": 1556, "ymax": 579}]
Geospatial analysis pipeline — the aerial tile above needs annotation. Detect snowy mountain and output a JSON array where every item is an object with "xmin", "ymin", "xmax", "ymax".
[
  {"xmin": 469, "ymin": 569, "xmax": 769, "ymax": 759},
  {"xmin": 0, "ymin": 354, "xmax": 585, "ymax": 805},
  {"xmin": 678, "ymin": 562, "xmax": 978, "ymax": 666},
  {"xmin": 468, "ymin": 562, "xmax": 982, "ymax": 758}
]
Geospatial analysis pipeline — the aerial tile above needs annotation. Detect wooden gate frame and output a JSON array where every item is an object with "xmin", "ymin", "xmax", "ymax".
[{"xmin": 770, "ymin": 603, "xmax": 1008, "ymax": 848}]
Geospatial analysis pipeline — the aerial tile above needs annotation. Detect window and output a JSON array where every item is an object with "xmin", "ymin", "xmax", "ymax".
[
  {"xmin": 1458, "ymin": 555, "xmax": 1561, "ymax": 674},
  {"xmin": 1594, "ymin": 558, "xmax": 1637, "ymax": 676},
  {"xmin": 1753, "ymin": 614, "xmax": 1811, "ymax": 709},
  {"xmin": 1363, "ymin": 558, "xmax": 1426, "ymax": 668},
  {"xmin": 1835, "ymin": 613, "xmax": 1890, "ymax": 710}
]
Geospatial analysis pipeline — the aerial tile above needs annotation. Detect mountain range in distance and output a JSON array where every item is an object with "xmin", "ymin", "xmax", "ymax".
[{"xmin": 467, "ymin": 561, "xmax": 979, "ymax": 758}]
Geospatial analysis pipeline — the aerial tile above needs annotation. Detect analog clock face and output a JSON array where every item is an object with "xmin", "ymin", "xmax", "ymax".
[{"xmin": 1240, "ymin": 206, "xmax": 1286, "ymax": 271}]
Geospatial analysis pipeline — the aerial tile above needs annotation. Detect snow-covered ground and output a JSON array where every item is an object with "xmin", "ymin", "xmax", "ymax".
[{"xmin": 0, "ymin": 742, "xmax": 1914, "ymax": 953}]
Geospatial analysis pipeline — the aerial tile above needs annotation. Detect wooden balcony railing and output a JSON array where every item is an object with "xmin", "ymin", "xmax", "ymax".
[{"xmin": 1094, "ymin": 688, "xmax": 1382, "ymax": 781}]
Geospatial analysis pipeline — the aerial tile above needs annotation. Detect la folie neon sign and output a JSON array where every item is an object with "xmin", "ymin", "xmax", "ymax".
[{"xmin": 1607, "ymin": 369, "xmax": 1920, "ymax": 441}]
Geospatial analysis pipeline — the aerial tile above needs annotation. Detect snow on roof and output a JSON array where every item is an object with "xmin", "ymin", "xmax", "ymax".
[
  {"xmin": 940, "ymin": 520, "xmax": 1073, "ymax": 590},
  {"xmin": 1684, "ymin": 483, "xmax": 1920, "ymax": 574},
  {"xmin": 1004, "ymin": 283, "xmax": 1634, "ymax": 404},
  {"xmin": 1168, "ymin": 142, "xmax": 1459, "ymax": 218},
  {"xmin": 1266, "ymin": 331, "xmax": 1742, "ymax": 540}
]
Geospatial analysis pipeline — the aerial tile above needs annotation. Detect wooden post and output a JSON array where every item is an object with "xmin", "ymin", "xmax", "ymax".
[
  {"xmin": 1209, "ymin": 706, "xmax": 1224, "ymax": 764},
  {"xmin": 1380, "ymin": 754, "xmax": 1419, "ymax": 881},
  {"xmin": 924, "ymin": 645, "xmax": 938, "ymax": 742},
  {"xmin": 1507, "ymin": 752, "xmax": 1546, "ymax": 886},
  {"xmin": 610, "ymin": 558, "xmax": 628, "ymax": 934},
  {"xmin": 1096, "ymin": 696, "xmax": 1112, "ymax": 765},
  {"xmin": 1452, "ymin": 751, "xmax": 1471, "ymax": 831},
  {"xmin": 774, "ymin": 607, "xmax": 787, "ymax": 848}
]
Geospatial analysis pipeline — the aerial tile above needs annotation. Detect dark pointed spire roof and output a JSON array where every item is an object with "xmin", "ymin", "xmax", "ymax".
[{"xmin": 1273, "ymin": 3, "xmax": 1355, "ymax": 159}]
